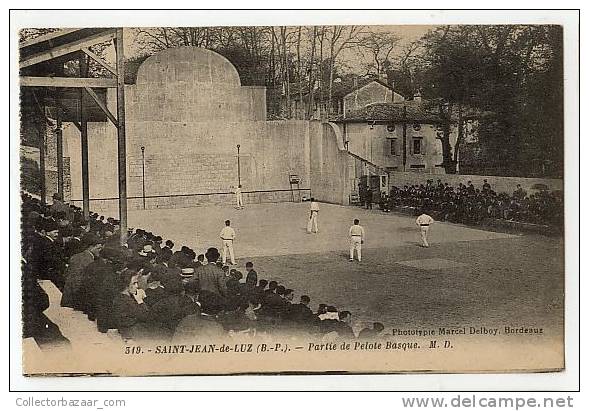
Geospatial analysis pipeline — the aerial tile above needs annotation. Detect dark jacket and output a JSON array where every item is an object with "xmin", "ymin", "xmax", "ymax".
[
  {"xmin": 111, "ymin": 293, "xmax": 151, "ymax": 338},
  {"xmin": 193, "ymin": 264, "xmax": 227, "ymax": 296},
  {"xmin": 60, "ymin": 249, "xmax": 95, "ymax": 309}
]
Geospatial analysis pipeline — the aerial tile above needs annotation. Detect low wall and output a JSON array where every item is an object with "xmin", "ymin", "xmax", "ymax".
[{"xmin": 388, "ymin": 172, "xmax": 563, "ymax": 194}]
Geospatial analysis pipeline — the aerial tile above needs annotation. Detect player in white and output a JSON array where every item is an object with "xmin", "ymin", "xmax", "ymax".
[
  {"xmin": 415, "ymin": 211, "xmax": 434, "ymax": 247},
  {"xmin": 235, "ymin": 185, "xmax": 244, "ymax": 209},
  {"xmin": 220, "ymin": 219, "xmax": 236, "ymax": 265},
  {"xmin": 349, "ymin": 219, "xmax": 365, "ymax": 262},
  {"xmin": 307, "ymin": 198, "xmax": 320, "ymax": 233}
]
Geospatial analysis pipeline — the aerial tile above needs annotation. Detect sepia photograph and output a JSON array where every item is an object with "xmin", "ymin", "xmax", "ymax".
[{"xmin": 13, "ymin": 10, "xmax": 576, "ymax": 381}]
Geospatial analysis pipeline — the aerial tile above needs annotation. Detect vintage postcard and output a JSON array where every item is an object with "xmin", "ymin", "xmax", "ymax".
[{"xmin": 15, "ymin": 13, "xmax": 573, "ymax": 378}]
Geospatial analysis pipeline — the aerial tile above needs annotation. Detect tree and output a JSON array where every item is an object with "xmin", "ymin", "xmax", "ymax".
[
  {"xmin": 358, "ymin": 31, "xmax": 401, "ymax": 76},
  {"xmin": 325, "ymin": 26, "xmax": 364, "ymax": 116},
  {"xmin": 417, "ymin": 25, "xmax": 563, "ymax": 176}
]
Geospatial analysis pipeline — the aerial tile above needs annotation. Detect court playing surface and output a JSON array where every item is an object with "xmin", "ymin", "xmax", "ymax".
[{"xmin": 122, "ymin": 202, "xmax": 562, "ymax": 332}]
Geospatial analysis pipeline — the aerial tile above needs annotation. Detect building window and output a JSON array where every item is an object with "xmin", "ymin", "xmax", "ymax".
[
  {"xmin": 410, "ymin": 164, "xmax": 426, "ymax": 169},
  {"xmin": 389, "ymin": 138, "xmax": 398, "ymax": 156},
  {"xmin": 413, "ymin": 138, "xmax": 423, "ymax": 155}
]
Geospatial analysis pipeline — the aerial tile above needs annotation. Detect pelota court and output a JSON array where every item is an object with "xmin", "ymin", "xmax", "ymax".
[{"xmin": 124, "ymin": 202, "xmax": 564, "ymax": 336}]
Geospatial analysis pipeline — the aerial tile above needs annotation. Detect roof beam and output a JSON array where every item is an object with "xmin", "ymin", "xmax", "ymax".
[
  {"xmin": 81, "ymin": 47, "xmax": 117, "ymax": 76},
  {"xmin": 20, "ymin": 29, "xmax": 116, "ymax": 69},
  {"xmin": 84, "ymin": 86, "xmax": 118, "ymax": 128},
  {"xmin": 21, "ymin": 76, "xmax": 117, "ymax": 88},
  {"xmin": 19, "ymin": 28, "xmax": 80, "ymax": 48}
]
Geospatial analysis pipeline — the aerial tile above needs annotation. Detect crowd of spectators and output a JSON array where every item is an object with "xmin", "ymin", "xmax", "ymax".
[
  {"xmin": 369, "ymin": 179, "xmax": 563, "ymax": 228},
  {"xmin": 21, "ymin": 192, "xmax": 384, "ymax": 348}
]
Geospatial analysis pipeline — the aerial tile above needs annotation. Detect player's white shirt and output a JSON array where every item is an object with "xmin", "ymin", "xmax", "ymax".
[
  {"xmin": 235, "ymin": 187, "xmax": 242, "ymax": 195},
  {"xmin": 349, "ymin": 224, "xmax": 365, "ymax": 239},
  {"xmin": 310, "ymin": 201, "xmax": 320, "ymax": 212},
  {"xmin": 220, "ymin": 226, "xmax": 236, "ymax": 240},
  {"xmin": 416, "ymin": 214, "xmax": 434, "ymax": 225}
]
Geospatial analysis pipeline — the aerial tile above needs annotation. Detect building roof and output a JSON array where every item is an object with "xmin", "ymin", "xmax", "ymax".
[
  {"xmin": 290, "ymin": 76, "xmax": 398, "ymax": 102},
  {"xmin": 336, "ymin": 101, "xmax": 443, "ymax": 123}
]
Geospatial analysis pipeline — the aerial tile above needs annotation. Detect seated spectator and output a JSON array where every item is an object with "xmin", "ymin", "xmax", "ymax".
[
  {"xmin": 22, "ymin": 259, "xmax": 70, "ymax": 349},
  {"xmin": 318, "ymin": 306, "xmax": 340, "ymax": 335},
  {"xmin": 358, "ymin": 322, "xmax": 385, "ymax": 339},
  {"xmin": 111, "ymin": 269, "xmax": 153, "ymax": 341},
  {"xmin": 172, "ymin": 306, "xmax": 225, "ymax": 344},
  {"xmin": 288, "ymin": 295, "xmax": 314, "ymax": 325},
  {"xmin": 335, "ymin": 311, "xmax": 356, "ymax": 339}
]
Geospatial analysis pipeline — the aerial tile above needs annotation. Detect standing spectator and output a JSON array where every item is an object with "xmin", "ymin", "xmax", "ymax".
[
  {"xmin": 245, "ymin": 261, "xmax": 257, "ymax": 285},
  {"xmin": 191, "ymin": 247, "xmax": 227, "ymax": 297},
  {"xmin": 365, "ymin": 188, "xmax": 373, "ymax": 210},
  {"xmin": 60, "ymin": 238, "xmax": 104, "ymax": 309}
]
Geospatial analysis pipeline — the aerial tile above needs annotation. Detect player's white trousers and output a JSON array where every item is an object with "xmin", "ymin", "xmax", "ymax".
[
  {"xmin": 236, "ymin": 193, "xmax": 243, "ymax": 208},
  {"xmin": 222, "ymin": 240, "xmax": 236, "ymax": 264},
  {"xmin": 420, "ymin": 226, "xmax": 430, "ymax": 247},
  {"xmin": 350, "ymin": 237, "xmax": 362, "ymax": 261},
  {"xmin": 307, "ymin": 211, "xmax": 318, "ymax": 233}
]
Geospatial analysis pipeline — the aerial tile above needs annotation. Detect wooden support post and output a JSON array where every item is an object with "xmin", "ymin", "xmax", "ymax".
[
  {"xmin": 38, "ymin": 119, "xmax": 46, "ymax": 205},
  {"xmin": 80, "ymin": 56, "xmax": 90, "ymax": 219},
  {"xmin": 115, "ymin": 28, "xmax": 128, "ymax": 245},
  {"xmin": 402, "ymin": 105, "xmax": 407, "ymax": 172},
  {"xmin": 56, "ymin": 105, "xmax": 64, "ymax": 200}
]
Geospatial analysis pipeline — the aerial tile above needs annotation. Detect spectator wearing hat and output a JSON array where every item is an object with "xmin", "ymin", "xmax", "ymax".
[
  {"xmin": 146, "ymin": 273, "xmax": 199, "ymax": 338},
  {"xmin": 190, "ymin": 247, "xmax": 227, "ymax": 297},
  {"xmin": 138, "ymin": 243, "xmax": 155, "ymax": 258},
  {"xmin": 61, "ymin": 238, "xmax": 104, "ymax": 309},
  {"xmin": 287, "ymin": 295, "xmax": 314, "ymax": 327},
  {"xmin": 62, "ymin": 226, "xmax": 84, "ymax": 259},
  {"xmin": 29, "ymin": 218, "xmax": 66, "ymax": 290},
  {"xmin": 265, "ymin": 280, "xmax": 278, "ymax": 296},
  {"xmin": 152, "ymin": 236, "xmax": 163, "ymax": 254},
  {"xmin": 196, "ymin": 254, "xmax": 206, "ymax": 266},
  {"xmin": 94, "ymin": 248, "xmax": 127, "ymax": 332},
  {"xmin": 163, "ymin": 239, "xmax": 174, "ymax": 253}
]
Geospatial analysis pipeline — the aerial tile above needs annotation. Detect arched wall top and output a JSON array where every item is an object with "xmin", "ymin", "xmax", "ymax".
[
  {"xmin": 324, "ymin": 122, "xmax": 347, "ymax": 151},
  {"xmin": 136, "ymin": 46, "xmax": 241, "ymax": 87}
]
